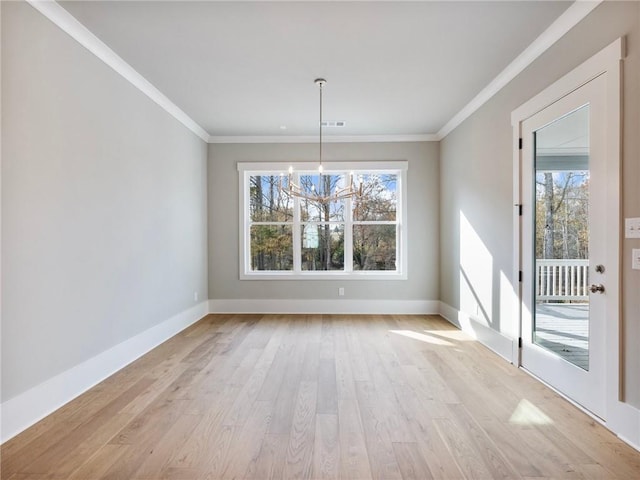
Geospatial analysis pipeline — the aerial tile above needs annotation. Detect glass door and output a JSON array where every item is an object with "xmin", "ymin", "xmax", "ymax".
[{"xmin": 520, "ymin": 74, "xmax": 607, "ymax": 419}]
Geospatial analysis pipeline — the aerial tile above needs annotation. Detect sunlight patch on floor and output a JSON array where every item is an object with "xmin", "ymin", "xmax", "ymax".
[
  {"xmin": 389, "ymin": 329, "xmax": 454, "ymax": 346},
  {"xmin": 424, "ymin": 329, "xmax": 473, "ymax": 342},
  {"xmin": 509, "ymin": 399, "xmax": 553, "ymax": 425}
]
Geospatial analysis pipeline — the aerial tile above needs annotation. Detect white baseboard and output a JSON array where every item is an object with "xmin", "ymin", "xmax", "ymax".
[
  {"xmin": 608, "ymin": 400, "xmax": 640, "ymax": 452},
  {"xmin": 439, "ymin": 301, "xmax": 515, "ymax": 363},
  {"xmin": 208, "ymin": 298, "xmax": 440, "ymax": 315},
  {"xmin": 0, "ymin": 301, "xmax": 209, "ymax": 443}
]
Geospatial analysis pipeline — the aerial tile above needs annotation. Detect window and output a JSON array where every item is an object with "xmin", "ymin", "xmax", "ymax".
[{"xmin": 239, "ymin": 161, "xmax": 407, "ymax": 279}]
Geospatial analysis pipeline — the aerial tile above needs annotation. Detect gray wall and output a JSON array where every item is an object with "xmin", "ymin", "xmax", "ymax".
[
  {"xmin": 1, "ymin": 2, "xmax": 208, "ymax": 402},
  {"xmin": 440, "ymin": 1, "xmax": 640, "ymax": 406},
  {"xmin": 208, "ymin": 142, "xmax": 439, "ymax": 301}
]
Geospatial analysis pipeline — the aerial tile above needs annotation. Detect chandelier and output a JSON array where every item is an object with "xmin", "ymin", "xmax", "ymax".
[{"xmin": 279, "ymin": 78, "xmax": 362, "ymax": 203}]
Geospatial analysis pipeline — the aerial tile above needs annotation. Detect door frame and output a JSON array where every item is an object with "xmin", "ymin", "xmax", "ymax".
[{"xmin": 511, "ymin": 38, "xmax": 623, "ymax": 423}]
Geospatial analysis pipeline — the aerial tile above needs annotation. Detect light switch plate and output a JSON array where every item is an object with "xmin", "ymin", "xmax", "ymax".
[
  {"xmin": 625, "ymin": 218, "xmax": 640, "ymax": 238},
  {"xmin": 633, "ymin": 249, "xmax": 640, "ymax": 270}
]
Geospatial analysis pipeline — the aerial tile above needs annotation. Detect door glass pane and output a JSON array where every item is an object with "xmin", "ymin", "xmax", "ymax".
[{"xmin": 533, "ymin": 105, "xmax": 590, "ymax": 370}]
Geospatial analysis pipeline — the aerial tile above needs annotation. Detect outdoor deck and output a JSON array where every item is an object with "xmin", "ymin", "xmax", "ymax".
[{"xmin": 534, "ymin": 303, "xmax": 589, "ymax": 370}]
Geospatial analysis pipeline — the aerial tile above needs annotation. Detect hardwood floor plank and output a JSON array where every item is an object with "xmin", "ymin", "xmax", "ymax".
[
  {"xmin": 433, "ymin": 416, "xmax": 495, "ymax": 479},
  {"xmin": 164, "ymin": 387, "xmax": 239, "ymax": 471},
  {"xmin": 100, "ymin": 399, "xmax": 193, "ymax": 480},
  {"xmin": 320, "ymin": 315, "xmax": 336, "ymax": 360},
  {"xmin": 66, "ymin": 444, "xmax": 130, "ymax": 480},
  {"xmin": 316, "ymin": 359, "xmax": 338, "ymax": 415},
  {"xmin": 345, "ymin": 319, "xmax": 372, "ymax": 383},
  {"xmin": 268, "ymin": 342, "xmax": 306, "ymax": 434},
  {"xmin": 300, "ymin": 341, "xmax": 320, "ymax": 382},
  {"xmin": 447, "ymin": 403, "xmax": 522, "ymax": 479},
  {"xmin": 2, "ymin": 376, "xmax": 154, "ymax": 478},
  {"xmin": 186, "ymin": 424, "xmax": 235, "ymax": 479},
  {"xmin": 256, "ymin": 342, "xmax": 295, "ymax": 402},
  {"xmin": 471, "ymin": 417, "xmax": 543, "ymax": 478},
  {"xmin": 179, "ymin": 332, "xmax": 222, "ymax": 364},
  {"xmin": 337, "ymin": 397, "xmax": 373, "ymax": 480},
  {"xmin": 284, "ymin": 381, "xmax": 317, "ymax": 479},
  {"xmin": 392, "ymin": 442, "xmax": 435, "ymax": 480},
  {"xmin": 335, "ymin": 351, "xmax": 357, "ymax": 399},
  {"xmin": 355, "ymin": 381, "xmax": 403, "ymax": 480},
  {"xmin": 221, "ymin": 400, "xmax": 274, "ymax": 480},
  {"xmin": 225, "ymin": 348, "xmax": 264, "ymax": 387},
  {"xmin": 409, "ymin": 418, "xmax": 466, "ymax": 480},
  {"xmin": 37, "ymin": 413, "xmax": 134, "ymax": 477},
  {"xmin": 243, "ymin": 433, "xmax": 288, "ymax": 480},
  {"xmin": 130, "ymin": 413, "xmax": 201, "ymax": 479},
  {"xmin": 312, "ymin": 414, "xmax": 340, "ymax": 480}
]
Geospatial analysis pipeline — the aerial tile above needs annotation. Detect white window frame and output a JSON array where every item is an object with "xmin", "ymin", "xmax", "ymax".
[{"xmin": 238, "ymin": 161, "xmax": 408, "ymax": 280}]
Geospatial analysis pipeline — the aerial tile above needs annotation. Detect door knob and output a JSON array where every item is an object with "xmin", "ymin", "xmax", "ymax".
[{"xmin": 590, "ymin": 284, "xmax": 605, "ymax": 294}]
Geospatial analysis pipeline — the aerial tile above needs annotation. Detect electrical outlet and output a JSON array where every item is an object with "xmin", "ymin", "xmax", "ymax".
[
  {"xmin": 338, "ymin": 287, "xmax": 345, "ymax": 296},
  {"xmin": 632, "ymin": 249, "xmax": 640, "ymax": 270},
  {"xmin": 625, "ymin": 218, "xmax": 640, "ymax": 238}
]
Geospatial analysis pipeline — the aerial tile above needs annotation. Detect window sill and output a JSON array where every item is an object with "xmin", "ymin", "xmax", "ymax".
[{"xmin": 240, "ymin": 271, "xmax": 407, "ymax": 281}]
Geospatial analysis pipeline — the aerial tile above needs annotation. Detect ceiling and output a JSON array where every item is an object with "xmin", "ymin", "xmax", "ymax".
[{"xmin": 58, "ymin": 1, "xmax": 573, "ymax": 140}]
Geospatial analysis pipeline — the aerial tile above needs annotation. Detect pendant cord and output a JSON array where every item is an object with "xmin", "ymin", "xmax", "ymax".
[{"xmin": 319, "ymin": 81, "xmax": 323, "ymax": 170}]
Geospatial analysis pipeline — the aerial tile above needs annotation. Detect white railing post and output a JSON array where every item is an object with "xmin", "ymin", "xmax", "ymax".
[{"xmin": 535, "ymin": 259, "xmax": 589, "ymax": 302}]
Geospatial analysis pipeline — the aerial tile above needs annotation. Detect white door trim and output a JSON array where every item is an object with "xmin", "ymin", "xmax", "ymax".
[{"xmin": 512, "ymin": 38, "xmax": 627, "ymax": 434}]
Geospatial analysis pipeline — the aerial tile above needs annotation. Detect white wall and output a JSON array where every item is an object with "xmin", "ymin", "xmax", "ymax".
[
  {"xmin": 1, "ymin": 1, "xmax": 208, "ymax": 404},
  {"xmin": 208, "ymin": 142, "xmax": 439, "ymax": 307},
  {"xmin": 439, "ymin": 1, "xmax": 640, "ymax": 406}
]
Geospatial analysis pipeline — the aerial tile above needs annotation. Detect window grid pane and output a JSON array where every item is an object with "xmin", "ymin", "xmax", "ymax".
[
  {"xmin": 249, "ymin": 175, "xmax": 293, "ymax": 222},
  {"xmin": 250, "ymin": 225, "xmax": 293, "ymax": 271},
  {"xmin": 353, "ymin": 174, "xmax": 397, "ymax": 222},
  {"xmin": 301, "ymin": 224, "xmax": 345, "ymax": 271},
  {"xmin": 353, "ymin": 224, "xmax": 397, "ymax": 271}
]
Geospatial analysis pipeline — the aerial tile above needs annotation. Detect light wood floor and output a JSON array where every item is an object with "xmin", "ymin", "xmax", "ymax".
[{"xmin": 2, "ymin": 314, "xmax": 640, "ymax": 479}]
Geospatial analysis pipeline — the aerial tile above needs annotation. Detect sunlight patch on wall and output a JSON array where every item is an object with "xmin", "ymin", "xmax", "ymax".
[
  {"xmin": 459, "ymin": 211, "xmax": 493, "ymax": 326},
  {"xmin": 500, "ymin": 269, "xmax": 518, "ymax": 338}
]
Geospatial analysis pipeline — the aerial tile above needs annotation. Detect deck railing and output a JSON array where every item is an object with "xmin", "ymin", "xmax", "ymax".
[{"xmin": 536, "ymin": 259, "xmax": 589, "ymax": 301}]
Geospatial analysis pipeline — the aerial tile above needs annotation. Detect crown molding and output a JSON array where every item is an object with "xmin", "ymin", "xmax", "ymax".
[
  {"xmin": 27, "ymin": 0, "xmax": 210, "ymax": 143},
  {"xmin": 208, "ymin": 133, "xmax": 440, "ymax": 144},
  {"xmin": 437, "ymin": 0, "xmax": 602, "ymax": 140}
]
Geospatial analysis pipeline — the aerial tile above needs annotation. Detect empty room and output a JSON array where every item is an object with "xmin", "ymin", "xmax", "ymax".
[{"xmin": 2, "ymin": 1, "xmax": 640, "ymax": 478}]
